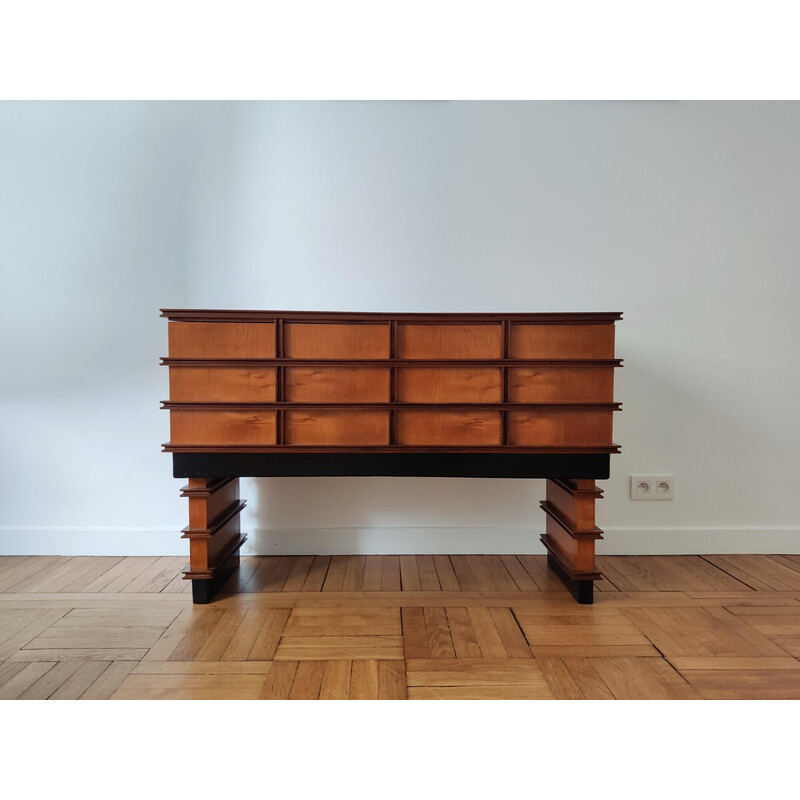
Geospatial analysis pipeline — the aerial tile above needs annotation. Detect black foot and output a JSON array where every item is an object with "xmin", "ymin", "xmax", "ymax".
[
  {"xmin": 547, "ymin": 551, "xmax": 594, "ymax": 604},
  {"xmin": 191, "ymin": 550, "xmax": 241, "ymax": 605}
]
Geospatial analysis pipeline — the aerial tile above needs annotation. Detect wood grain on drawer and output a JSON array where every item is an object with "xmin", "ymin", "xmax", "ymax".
[
  {"xmin": 508, "ymin": 410, "xmax": 613, "ymax": 447},
  {"xmin": 508, "ymin": 367, "xmax": 614, "ymax": 403},
  {"xmin": 168, "ymin": 322, "xmax": 276, "ymax": 359},
  {"xmin": 285, "ymin": 367, "xmax": 390, "ymax": 402},
  {"xmin": 397, "ymin": 367, "xmax": 503, "ymax": 403},
  {"xmin": 169, "ymin": 367, "xmax": 277, "ymax": 402},
  {"xmin": 169, "ymin": 410, "xmax": 277, "ymax": 446},
  {"xmin": 396, "ymin": 410, "xmax": 502, "ymax": 446},
  {"xmin": 284, "ymin": 323, "xmax": 390, "ymax": 359},
  {"xmin": 396, "ymin": 324, "xmax": 503, "ymax": 359},
  {"xmin": 284, "ymin": 410, "xmax": 389, "ymax": 445},
  {"xmin": 509, "ymin": 325, "xmax": 615, "ymax": 359}
]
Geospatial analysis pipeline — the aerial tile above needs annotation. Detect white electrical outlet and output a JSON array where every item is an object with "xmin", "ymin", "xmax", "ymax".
[{"xmin": 630, "ymin": 475, "xmax": 674, "ymax": 500}]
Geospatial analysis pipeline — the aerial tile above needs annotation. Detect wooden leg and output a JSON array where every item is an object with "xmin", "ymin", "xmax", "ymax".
[
  {"xmin": 180, "ymin": 478, "xmax": 247, "ymax": 605},
  {"xmin": 540, "ymin": 478, "xmax": 604, "ymax": 604}
]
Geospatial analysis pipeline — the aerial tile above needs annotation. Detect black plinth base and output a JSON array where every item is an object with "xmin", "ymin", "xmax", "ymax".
[
  {"xmin": 190, "ymin": 549, "xmax": 241, "ymax": 605},
  {"xmin": 173, "ymin": 452, "xmax": 611, "ymax": 480},
  {"xmin": 547, "ymin": 551, "xmax": 594, "ymax": 604}
]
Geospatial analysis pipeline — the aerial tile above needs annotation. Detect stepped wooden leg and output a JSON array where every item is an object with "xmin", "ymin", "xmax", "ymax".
[
  {"xmin": 540, "ymin": 478, "xmax": 604, "ymax": 604},
  {"xmin": 180, "ymin": 477, "xmax": 247, "ymax": 604}
]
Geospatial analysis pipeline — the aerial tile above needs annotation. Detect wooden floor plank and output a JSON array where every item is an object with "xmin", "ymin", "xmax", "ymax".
[
  {"xmin": 399, "ymin": 556, "xmax": 422, "ymax": 591},
  {"xmin": 432, "ymin": 555, "xmax": 461, "ymax": 591},
  {"xmin": 590, "ymin": 657, "xmax": 701, "ymax": 700},
  {"xmin": 319, "ymin": 660, "xmax": 352, "ymax": 699},
  {"xmin": 681, "ymin": 669, "xmax": 800, "ymax": 699},
  {"xmin": 445, "ymin": 607, "xmax": 482, "ymax": 658},
  {"xmin": 259, "ymin": 661, "xmax": 298, "ymax": 699},
  {"xmin": 342, "ymin": 556, "xmax": 366, "ymax": 592},
  {"xmin": 80, "ymin": 661, "xmax": 138, "ymax": 699},
  {"xmin": 362, "ymin": 556, "xmax": 383, "ymax": 591},
  {"xmin": 282, "ymin": 556, "xmax": 315, "ymax": 592},
  {"xmin": 416, "ymin": 556, "xmax": 441, "ymax": 591},
  {"xmin": 301, "ymin": 556, "xmax": 331, "ymax": 592},
  {"xmin": 275, "ymin": 635, "xmax": 404, "ymax": 660},
  {"xmin": 289, "ymin": 661, "xmax": 325, "ymax": 699},
  {"xmin": 50, "ymin": 661, "xmax": 113, "ymax": 700},
  {"xmin": 0, "ymin": 662, "xmax": 57, "ymax": 699},
  {"xmin": 381, "ymin": 556, "xmax": 402, "ymax": 591},
  {"xmin": 245, "ymin": 608, "xmax": 292, "ymax": 661}
]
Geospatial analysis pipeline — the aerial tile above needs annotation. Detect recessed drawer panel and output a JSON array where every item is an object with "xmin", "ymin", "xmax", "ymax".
[
  {"xmin": 169, "ymin": 367, "xmax": 277, "ymax": 402},
  {"xmin": 397, "ymin": 367, "xmax": 503, "ymax": 403},
  {"xmin": 396, "ymin": 410, "xmax": 502, "ymax": 446},
  {"xmin": 284, "ymin": 410, "xmax": 389, "ymax": 445},
  {"xmin": 169, "ymin": 410, "xmax": 277, "ymax": 446},
  {"xmin": 168, "ymin": 322, "xmax": 276, "ymax": 359},
  {"xmin": 508, "ymin": 410, "xmax": 613, "ymax": 447},
  {"xmin": 509, "ymin": 367, "xmax": 614, "ymax": 403},
  {"xmin": 285, "ymin": 367, "xmax": 390, "ymax": 402},
  {"xmin": 396, "ymin": 324, "xmax": 503, "ymax": 359},
  {"xmin": 284, "ymin": 323, "xmax": 390, "ymax": 359},
  {"xmin": 509, "ymin": 325, "xmax": 614, "ymax": 359}
]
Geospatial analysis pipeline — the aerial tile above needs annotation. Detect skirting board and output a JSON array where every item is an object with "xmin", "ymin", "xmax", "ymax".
[{"xmin": 0, "ymin": 526, "xmax": 799, "ymax": 557}]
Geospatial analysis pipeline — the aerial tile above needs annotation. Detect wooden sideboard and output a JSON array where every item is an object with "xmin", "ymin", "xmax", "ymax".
[{"xmin": 161, "ymin": 309, "xmax": 622, "ymax": 604}]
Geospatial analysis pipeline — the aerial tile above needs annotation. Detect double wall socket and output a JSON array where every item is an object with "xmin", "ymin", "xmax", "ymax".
[{"xmin": 630, "ymin": 475, "xmax": 674, "ymax": 500}]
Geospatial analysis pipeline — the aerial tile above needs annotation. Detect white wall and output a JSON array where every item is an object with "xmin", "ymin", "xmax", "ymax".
[{"xmin": 1, "ymin": 101, "xmax": 798, "ymax": 556}]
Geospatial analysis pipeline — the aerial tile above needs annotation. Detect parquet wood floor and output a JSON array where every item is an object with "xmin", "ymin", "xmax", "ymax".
[{"xmin": 1, "ymin": 554, "xmax": 800, "ymax": 699}]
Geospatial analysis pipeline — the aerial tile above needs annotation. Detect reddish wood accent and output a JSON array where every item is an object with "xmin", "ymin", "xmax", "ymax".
[
  {"xmin": 170, "ymin": 409, "xmax": 277, "ymax": 446},
  {"xmin": 509, "ymin": 366, "xmax": 614, "ymax": 403},
  {"xmin": 508, "ymin": 410, "xmax": 613, "ymax": 447},
  {"xmin": 179, "ymin": 478, "xmax": 246, "ymax": 581},
  {"xmin": 285, "ymin": 367, "xmax": 391, "ymax": 403},
  {"xmin": 284, "ymin": 323, "xmax": 390, "ymax": 359},
  {"xmin": 396, "ymin": 410, "xmax": 503, "ymax": 446},
  {"xmin": 284, "ymin": 410, "xmax": 389, "ymax": 446},
  {"xmin": 396, "ymin": 324, "xmax": 503, "ymax": 359},
  {"xmin": 510, "ymin": 324, "xmax": 615, "ymax": 359},
  {"xmin": 168, "ymin": 321, "xmax": 276, "ymax": 359},
  {"xmin": 169, "ymin": 367, "xmax": 277, "ymax": 402},
  {"xmin": 396, "ymin": 367, "xmax": 503, "ymax": 403}
]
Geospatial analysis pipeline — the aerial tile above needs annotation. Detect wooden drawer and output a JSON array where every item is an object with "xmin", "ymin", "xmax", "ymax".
[
  {"xmin": 509, "ymin": 324, "xmax": 614, "ymax": 359},
  {"xmin": 396, "ymin": 324, "xmax": 503, "ymax": 359},
  {"xmin": 284, "ymin": 410, "xmax": 389, "ymax": 445},
  {"xmin": 508, "ymin": 410, "xmax": 613, "ymax": 447},
  {"xmin": 397, "ymin": 367, "xmax": 502, "ymax": 403},
  {"xmin": 284, "ymin": 323, "xmax": 390, "ymax": 359},
  {"xmin": 169, "ymin": 367, "xmax": 277, "ymax": 403},
  {"xmin": 285, "ymin": 367, "xmax": 390, "ymax": 402},
  {"xmin": 169, "ymin": 410, "xmax": 277, "ymax": 446},
  {"xmin": 508, "ymin": 367, "xmax": 614, "ymax": 403},
  {"xmin": 396, "ymin": 410, "xmax": 502, "ymax": 446},
  {"xmin": 168, "ymin": 322, "xmax": 276, "ymax": 359}
]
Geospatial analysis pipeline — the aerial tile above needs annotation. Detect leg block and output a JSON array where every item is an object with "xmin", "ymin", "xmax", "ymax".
[
  {"xmin": 541, "ymin": 478, "xmax": 604, "ymax": 604},
  {"xmin": 179, "ymin": 477, "xmax": 247, "ymax": 604}
]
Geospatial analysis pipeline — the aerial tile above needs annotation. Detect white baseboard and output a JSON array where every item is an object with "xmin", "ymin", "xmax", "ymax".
[{"xmin": 1, "ymin": 525, "xmax": 798, "ymax": 556}]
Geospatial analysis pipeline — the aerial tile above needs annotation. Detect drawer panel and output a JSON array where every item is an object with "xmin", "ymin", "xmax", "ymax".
[
  {"xmin": 170, "ymin": 410, "xmax": 277, "ymax": 446},
  {"xmin": 168, "ymin": 322, "xmax": 276, "ymax": 359},
  {"xmin": 508, "ymin": 367, "xmax": 614, "ymax": 403},
  {"xmin": 396, "ymin": 324, "xmax": 503, "ymax": 359},
  {"xmin": 285, "ymin": 367, "xmax": 390, "ymax": 402},
  {"xmin": 508, "ymin": 410, "xmax": 613, "ymax": 447},
  {"xmin": 284, "ymin": 410, "xmax": 389, "ymax": 445},
  {"xmin": 284, "ymin": 323, "xmax": 390, "ymax": 359},
  {"xmin": 396, "ymin": 410, "xmax": 502, "ymax": 446},
  {"xmin": 397, "ymin": 367, "xmax": 503, "ymax": 403},
  {"xmin": 169, "ymin": 367, "xmax": 277, "ymax": 403},
  {"xmin": 509, "ymin": 324, "xmax": 615, "ymax": 359}
]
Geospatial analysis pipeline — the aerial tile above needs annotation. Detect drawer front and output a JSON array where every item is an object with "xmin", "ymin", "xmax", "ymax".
[
  {"xmin": 396, "ymin": 410, "xmax": 502, "ymax": 446},
  {"xmin": 508, "ymin": 367, "xmax": 614, "ymax": 403},
  {"xmin": 509, "ymin": 324, "xmax": 614, "ymax": 359},
  {"xmin": 397, "ymin": 367, "xmax": 503, "ymax": 403},
  {"xmin": 168, "ymin": 322, "xmax": 276, "ymax": 359},
  {"xmin": 285, "ymin": 367, "xmax": 390, "ymax": 402},
  {"xmin": 169, "ymin": 367, "xmax": 277, "ymax": 403},
  {"xmin": 170, "ymin": 410, "xmax": 277, "ymax": 446},
  {"xmin": 284, "ymin": 323, "xmax": 390, "ymax": 359},
  {"xmin": 396, "ymin": 324, "xmax": 503, "ymax": 359},
  {"xmin": 508, "ymin": 410, "xmax": 613, "ymax": 447},
  {"xmin": 284, "ymin": 410, "xmax": 389, "ymax": 445}
]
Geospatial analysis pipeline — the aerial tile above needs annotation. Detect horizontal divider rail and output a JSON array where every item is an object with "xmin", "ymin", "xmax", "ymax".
[
  {"xmin": 161, "ymin": 358, "xmax": 623, "ymax": 367},
  {"xmin": 162, "ymin": 401, "xmax": 622, "ymax": 410}
]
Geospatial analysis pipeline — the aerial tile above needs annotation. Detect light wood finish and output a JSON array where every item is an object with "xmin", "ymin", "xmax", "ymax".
[
  {"xmin": 168, "ymin": 322, "xmax": 276, "ymax": 359},
  {"xmin": 284, "ymin": 323, "xmax": 390, "ymax": 359},
  {"xmin": 508, "ymin": 410, "xmax": 613, "ymax": 447},
  {"xmin": 169, "ymin": 367, "xmax": 277, "ymax": 403},
  {"xmin": 396, "ymin": 324, "xmax": 503, "ymax": 359},
  {"xmin": 396, "ymin": 410, "xmax": 502, "ymax": 446},
  {"xmin": 509, "ymin": 324, "xmax": 615, "ymax": 359},
  {"xmin": 397, "ymin": 367, "xmax": 503, "ymax": 403},
  {"xmin": 285, "ymin": 410, "xmax": 389, "ymax": 445},
  {"xmin": 170, "ymin": 409, "xmax": 277, "ymax": 446},
  {"xmin": 509, "ymin": 366, "xmax": 614, "ymax": 403},
  {"xmin": 4, "ymin": 555, "xmax": 800, "ymax": 699},
  {"xmin": 285, "ymin": 367, "xmax": 390, "ymax": 403}
]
